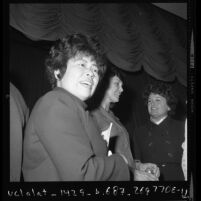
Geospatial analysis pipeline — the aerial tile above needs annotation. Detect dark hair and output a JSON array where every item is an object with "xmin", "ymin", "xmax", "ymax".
[
  {"xmin": 106, "ymin": 65, "xmax": 124, "ymax": 83},
  {"xmin": 87, "ymin": 65, "xmax": 123, "ymax": 110},
  {"xmin": 143, "ymin": 81, "xmax": 177, "ymax": 115},
  {"xmin": 45, "ymin": 33, "xmax": 107, "ymax": 88}
]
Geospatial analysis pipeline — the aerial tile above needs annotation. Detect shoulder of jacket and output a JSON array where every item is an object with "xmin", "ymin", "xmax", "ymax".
[{"xmin": 37, "ymin": 90, "xmax": 77, "ymax": 112}]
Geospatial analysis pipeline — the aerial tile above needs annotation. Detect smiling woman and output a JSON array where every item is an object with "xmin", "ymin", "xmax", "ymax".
[
  {"xmin": 133, "ymin": 81, "xmax": 185, "ymax": 181},
  {"xmin": 22, "ymin": 33, "xmax": 133, "ymax": 181},
  {"xmin": 91, "ymin": 67, "xmax": 160, "ymax": 181},
  {"xmin": 147, "ymin": 93, "xmax": 171, "ymax": 123},
  {"xmin": 54, "ymin": 55, "xmax": 99, "ymax": 101}
]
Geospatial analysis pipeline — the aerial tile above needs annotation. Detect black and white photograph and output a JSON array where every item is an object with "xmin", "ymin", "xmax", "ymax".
[{"xmin": 3, "ymin": 2, "xmax": 195, "ymax": 200}]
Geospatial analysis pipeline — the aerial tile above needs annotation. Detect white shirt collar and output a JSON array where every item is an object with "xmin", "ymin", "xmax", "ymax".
[{"xmin": 150, "ymin": 116, "xmax": 168, "ymax": 125}]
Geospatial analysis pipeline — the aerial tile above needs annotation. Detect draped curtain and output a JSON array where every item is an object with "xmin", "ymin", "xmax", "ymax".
[{"xmin": 10, "ymin": 3, "xmax": 187, "ymax": 86}]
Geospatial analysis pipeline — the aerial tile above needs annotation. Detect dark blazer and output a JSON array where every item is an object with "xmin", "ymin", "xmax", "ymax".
[
  {"xmin": 22, "ymin": 87, "xmax": 130, "ymax": 181},
  {"xmin": 133, "ymin": 116, "xmax": 185, "ymax": 181}
]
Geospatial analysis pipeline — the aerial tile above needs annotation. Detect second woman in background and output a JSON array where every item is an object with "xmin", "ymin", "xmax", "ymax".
[{"xmin": 90, "ymin": 66, "xmax": 160, "ymax": 181}]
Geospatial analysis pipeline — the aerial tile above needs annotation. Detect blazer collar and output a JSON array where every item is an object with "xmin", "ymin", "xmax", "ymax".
[
  {"xmin": 148, "ymin": 116, "xmax": 171, "ymax": 129},
  {"xmin": 53, "ymin": 87, "xmax": 87, "ymax": 109}
]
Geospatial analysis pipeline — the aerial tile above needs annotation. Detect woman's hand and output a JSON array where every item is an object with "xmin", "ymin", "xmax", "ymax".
[
  {"xmin": 135, "ymin": 160, "xmax": 160, "ymax": 179},
  {"xmin": 134, "ymin": 169, "xmax": 159, "ymax": 181}
]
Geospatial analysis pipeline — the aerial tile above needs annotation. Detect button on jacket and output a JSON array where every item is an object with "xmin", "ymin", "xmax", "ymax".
[{"xmin": 133, "ymin": 117, "xmax": 185, "ymax": 181}]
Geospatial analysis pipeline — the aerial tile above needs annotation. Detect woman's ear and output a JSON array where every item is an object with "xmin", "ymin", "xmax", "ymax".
[
  {"xmin": 54, "ymin": 70, "xmax": 61, "ymax": 80},
  {"xmin": 167, "ymin": 106, "xmax": 171, "ymax": 111}
]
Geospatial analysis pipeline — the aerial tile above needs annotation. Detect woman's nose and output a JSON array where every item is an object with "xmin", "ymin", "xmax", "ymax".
[
  {"xmin": 119, "ymin": 86, "xmax": 123, "ymax": 92},
  {"xmin": 151, "ymin": 101, "xmax": 156, "ymax": 107},
  {"xmin": 86, "ymin": 69, "xmax": 94, "ymax": 78}
]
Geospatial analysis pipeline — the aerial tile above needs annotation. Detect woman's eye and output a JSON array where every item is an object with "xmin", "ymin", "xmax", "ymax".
[
  {"xmin": 80, "ymin": 63, "xmax": 85, "ymax": 67},
  {"xmin": 93, "ymin": 68, "xmax": 98, "ymax": 74},
  {"xmin": 78, "ymin": 62, "xmax": 86, "ymax": 67}
]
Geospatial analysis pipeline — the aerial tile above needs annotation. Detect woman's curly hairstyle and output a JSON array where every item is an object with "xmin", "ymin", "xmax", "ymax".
[
  {"xmin": 45, "ymin": 33, "xmax": 107, "ymax": 88},
  {"xmin": 143, "ymin": 81, "xmax": 178, "ymax": 115}
]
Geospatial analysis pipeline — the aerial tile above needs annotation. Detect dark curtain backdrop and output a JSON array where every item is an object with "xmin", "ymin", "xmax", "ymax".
[
  {"xmin": 10, "ymin": 26, "xmax": 186, "ymax": 156},
  {"xmin": 10, "ymin": 3, "xmax": 187, "ymax": 86},
  {"xmin": 9, "ymin": 26, "xmax": 53, "ymax": 110}
]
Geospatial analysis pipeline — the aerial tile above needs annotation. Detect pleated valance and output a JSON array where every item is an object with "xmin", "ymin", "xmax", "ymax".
[{"xmin": 10, "ymin": 3, "xmax": 187, "ymax": 86}]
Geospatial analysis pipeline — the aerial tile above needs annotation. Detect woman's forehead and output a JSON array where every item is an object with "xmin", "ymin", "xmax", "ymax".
[
  {"xmin": 73, "ymin": 52, "xmax": 95, "ymax": 61},
  {"xmin": 112, "ymin": 76, "xmax": 122, "ymax": 83},
  {"xmin": 149, "ymin": 93, "xmax": 165, "ymax": 99}
]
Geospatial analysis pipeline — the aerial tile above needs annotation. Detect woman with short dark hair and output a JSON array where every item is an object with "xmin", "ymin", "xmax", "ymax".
[
  {"xmin": 133, "ymin": 81, "xmax": 185, "ymax": 181},
  {"xmin": 22, "ymin": 33, "xmax": 132, "ymax": 181},
  {"xmin": 91, "ymin": 67, "xmax": 160, "ymax": 181}
]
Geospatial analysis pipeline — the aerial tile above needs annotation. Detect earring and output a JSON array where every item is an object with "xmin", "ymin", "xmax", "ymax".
[{"xmin": 54, "ymin": 70, "xmax": 61, "ymax": 80}]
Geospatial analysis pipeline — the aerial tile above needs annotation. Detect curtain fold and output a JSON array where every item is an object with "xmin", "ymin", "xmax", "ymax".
[{"xmin": 9, "ymin": 3, "xmax": 187, "ymax": 86}]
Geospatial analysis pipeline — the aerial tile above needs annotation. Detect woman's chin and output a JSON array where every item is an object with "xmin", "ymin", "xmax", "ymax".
[{"xmin": 113, "ymin": 98, "xmax": 119, "ymax": 103}]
